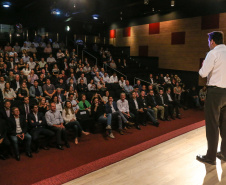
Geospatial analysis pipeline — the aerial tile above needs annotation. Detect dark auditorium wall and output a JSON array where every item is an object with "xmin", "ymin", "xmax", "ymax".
[{"xmin": 109, "ymin": 13, "xmax": 226, "ymax": 86}]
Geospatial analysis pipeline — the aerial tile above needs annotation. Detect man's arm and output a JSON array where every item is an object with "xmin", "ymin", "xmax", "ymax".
[{"xmin": 199, "ymin": 52, "xmax": 215, "ymax": 78}]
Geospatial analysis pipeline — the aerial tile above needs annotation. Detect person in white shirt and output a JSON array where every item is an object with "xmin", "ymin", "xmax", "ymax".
[
  {"xmin": 62, "ymin": 101, "xmax": 89, "ymax": 144},
  {"xmin": 68, "ymin": 93, "xmax": 79, "ymax": 112},
  {"xmin": 109, "ymin": 73, "xmax": 118, "ymax": 83},
  {"xmin": 22, "ymin": 53, "xmax": 30, "ymax": 63},
  {"xmin": 116, "ymin": 93, "xmax": 135, "ymax": 127},
  {"xmin": 164, "ymin": 74, "xmax": 171, "ymax": 84},
  {"xmin": 57, "ymin": 49, "xmax": 65, "ymax": 59},
  {"xmin": 94, "ymin": 72, "xmax": 101, "ymax": 85},
  {"xmin": 39, "ymin": 58, "xmax": 47, "ymax": 68},
  {"xmin": 22, "ymin": 64, "xmax": 31, "ymax": 76},
  {"xmin": 27, "ymin": 58, "xmax": 36, "ymax": 70},
  {"xmin": 83, "ymin": 64, "xmax": 91, "ymax": 74},
  {"xmin": 119, "ymin": 77, "xmax": 126, "ymax": 89},
  {"xmin": 77, "ymin": 73, "xmax": 87, "ymax": 85},
  {"xmin": 197, "ymin": 31, "xmax": 226, "ymax": 165},
  {"xmin": 0, "ymin": 76, "xmax": 6, "ymax": 91},
  {"xmin": 33, "ymin": 41, "xmax": 39, "ymax": 48},
  {"xmin": 8, "ymin": 48, "xmax": 17, "ymax": 57},
  {"xmin": 21, "ymin": 43, "xmax": 29, "ymax": 52},
  {"xmin": 88, "ymin": 79, "xmax": 97, "ymax": 91},
  {"xmin": 103, "ymin": 72, "xmax": 110, "ymax": 84},
  {"xmin": 47, "ymin": 54, "xmax": 56, "ymax": 64}
]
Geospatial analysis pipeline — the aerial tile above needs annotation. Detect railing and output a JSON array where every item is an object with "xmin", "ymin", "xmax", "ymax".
[
  {"xmin": 82, "ymin": 50, "xmax": 98, "ymax": 66},
  {"xmin": 104, "ymin": 64, "xmax": 127, "ymax": 80},
  {"xmin": 134, "ymin": 77, "xmax": 151, "ymax": 86}
]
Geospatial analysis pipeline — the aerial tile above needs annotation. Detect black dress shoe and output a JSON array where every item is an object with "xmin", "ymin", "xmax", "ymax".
[
  {"xmin": 26, "ymin": 152, "xmax": 33, "ymax": 158},
  {"xmin": 16, "ymin": 155, "xmax": 20, "ymax": 161},
  {"xmin": 141, "ymin": 123, "xmax": 147, "ymax": 126},
  {"xmin": 65, "ymin": 143, "xmax": 70, "ymax": 148},
  {"xmin": 0, "ymin": 154, "xmax": 6, "ymax": 160},
  {"xmin": 166, "ymin": 118, "xmax": 170, "ymax": 121},
  {"xmin": 160, "ymin": 118, "xmax": 165, "ymax": 121},
  {"xmin": 176, "ymin": 115, "xmax": 181, "ymax": 119},
  {"xmin": 171, "ymin": 116, "xmax": 175, "ymax": 120},
  {"xmin": 152, "ymin": 122, "xmax": 159, "ymax": 127},
  {"xmin": 57, "ymin": 145, "xmax": 64, "ymax": 150},
  {"xmin": 196, "ymin": 155, "xmax": 216, "ymax": 165},
  {"xmin": 217, "ymin": 152, "xmax": 226, "ymax": 162},
  {"xmin": 135, "ymin": 125, "xmax": 141, "ymax": 130}
]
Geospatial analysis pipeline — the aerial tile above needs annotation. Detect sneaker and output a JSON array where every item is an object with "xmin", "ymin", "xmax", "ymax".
[
  {"xmin": 106, "ymin": 125, "xmax": 112, "ymax": 130},
  {"xmin": 109, "ymin": 133, "xmax": 115, "ymax": 139}
]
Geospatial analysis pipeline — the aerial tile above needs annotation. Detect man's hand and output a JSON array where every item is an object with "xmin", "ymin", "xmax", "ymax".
[{"xmin": 0, "ymin": 138, "xmax": 4, "ymax": 144}]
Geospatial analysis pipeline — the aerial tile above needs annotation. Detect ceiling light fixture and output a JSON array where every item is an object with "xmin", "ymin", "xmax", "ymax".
[
  {"xmin": 2, "ymin": 2, "xmax": 11, "ymax": 8},
  {"xmin": 144, "ymin": 0, "xmax": 149, "ymax": 5},
  {"xmin": 92, "ymin": 14, "xmax": 99, "ymax": 20},
  {"xmin": 171, "ymin": 0, "xmax": 175, "ymax": 7}
]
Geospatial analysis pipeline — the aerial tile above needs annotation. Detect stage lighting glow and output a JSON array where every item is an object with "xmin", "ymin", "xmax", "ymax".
[
  {"xmin": 2, "ymin": 2, "xmax": 11, "ymax": 8},
  {"xmin": 66, "ymin": 26, "xmax": 70, "ymax": 31},
  {"xmin": 51, "ymin": 9, "xmax": 61, "ymax": 15},
  {"xmin": 171, "ymin": 0, "xmax": 175, "ymax": 7},
  {"xmin": 92, "ymin": 14, "xmax": 99, "ymax": 20}
]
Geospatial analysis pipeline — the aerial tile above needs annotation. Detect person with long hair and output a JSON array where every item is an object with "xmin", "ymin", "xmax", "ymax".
[
  {"xmin": 17, "ymin": 82, "xmax": 29, "ymax": 100},
  {"xmin": 51, "ymin": 95, "xmax": 63, "ymax": 112},
  {"xmin": 38, "ymin": 97, "xmax": 49, "ymax": 114},
  {"xmin": 3, "ymin": 82, "xmax": 16, "ymax": 101},
  {"xmin": 62, "ymin": 101, "xmax": 89, "ymax": 144}
]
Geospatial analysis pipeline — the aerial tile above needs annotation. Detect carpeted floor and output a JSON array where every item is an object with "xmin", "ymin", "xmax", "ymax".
[{"xmin": 0, "ymin": 109, "xmax": 204, "ymax": 185}]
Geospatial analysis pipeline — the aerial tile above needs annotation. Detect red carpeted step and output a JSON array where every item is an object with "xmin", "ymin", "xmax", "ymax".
[{"xmin": 0, "ymin": 109, "xmax": 204, "ymax": 185}]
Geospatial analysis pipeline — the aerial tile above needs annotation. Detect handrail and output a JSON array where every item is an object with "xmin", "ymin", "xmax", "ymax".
[
  {"xmin": 105, "ymin": 64, "xmax": 127, "ymax": 80},
  {"xmin": 134, "ymin": 77, "xmax": 151, "ymax": 86},
  {"xmin": 82, "ymin": 50, "xmax": 98, "ymax": 66}
]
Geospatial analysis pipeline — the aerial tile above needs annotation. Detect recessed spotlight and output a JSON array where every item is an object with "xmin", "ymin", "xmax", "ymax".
[
  {"xmin": 2, "ymin": 2, "xmax": 11, "ymax": 8},
  {"xmin": 92, "ymin": 14, "xmax": 99, "ymax": 20},
  {"xmin": 51, "ymin": 9, "xmax": 61, "ymax": 15},
  {"xmin": 171, "ymin": 0, "xmax": 175, "ymax": 7}
]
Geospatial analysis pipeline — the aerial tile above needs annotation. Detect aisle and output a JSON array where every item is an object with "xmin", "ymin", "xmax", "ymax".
[{"xmin": 65, "ymin": 127, "xmax": 225, "ymax": 185}]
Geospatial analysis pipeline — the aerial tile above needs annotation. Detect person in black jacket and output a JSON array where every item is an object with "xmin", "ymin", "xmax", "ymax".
[
  {"xmin": 8, "ymin": 107, "xmax": 32, "ymax": 161},
  {"xmin": 0, "ymin": 100, "xmax": 13, "ymax": 120},
  {"xmin": 0, "ymin": 119, "xmax": 11, "ymax": 160},
  {"xmin": 77, "ymin": 79, "xmax": 88, "ymax": 94},
  {"xmin": 28, "ymin": 105, "xmax": 55, "ymax": 152},
  {"xmin": 138, "ymin": 90, "xmax": 159, "ymax": 127},
  {"xmin": 165, "ymin": 88, "xmax": 181, "ymax": 119},
  {"xmin": 91, "ymin": 97, "xmax": 115, "ymax": 139},
  {"xmin": 156, "ymin": 89, "xmax": 170, "ymax": 121},
  {"xmin": 147, "ymin": 90, "xmax": 165, "ymax": 121},
  {"xmin": 129, "ymin": 91, "xmax": 144, "ymax": 130},
  {"xmin": 19, "ymin": 96, "xmax": 31, "ymax": 120}
]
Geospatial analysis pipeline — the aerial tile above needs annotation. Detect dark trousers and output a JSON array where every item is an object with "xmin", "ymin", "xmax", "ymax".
[
  {"xmin": 205, "ymin": 87, "xmax": 226, "ymax": 161},
  {"xmin": 0, "ymin": 137, "xmax": 11, "ymax": 155},
  {"xmin": 65, "ymin": 121, "xmax": 82, "ymax": 138},
  {"xmin": 31, "ymin": 127, "xmax": 55, "ymax": 148},
  {"xmin": 131, "ymin": 110, "xmax": 145, "ymax": 125},
  {"xmin": 49, "ymin": 126, "xmax": 68, "ymax": 145},
  {"xmin": 168, "ymin": 101, "xmax": 180, "ymax": 117}
]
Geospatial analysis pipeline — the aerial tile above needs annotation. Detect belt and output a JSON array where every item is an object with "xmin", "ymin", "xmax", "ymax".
[{"xmin": 207, "ymin": 86, "xmax": 226, "ymax": 89}]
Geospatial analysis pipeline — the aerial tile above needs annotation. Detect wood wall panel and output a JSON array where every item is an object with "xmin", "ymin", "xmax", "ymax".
[{"xmin": 109, "ymin": 13, "xmax": 226, "ymax": 86}]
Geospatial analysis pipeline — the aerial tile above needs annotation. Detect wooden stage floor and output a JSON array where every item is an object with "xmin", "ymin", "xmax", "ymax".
[{"xmin": 64, "ymin": 126, "xmax": 226, "ymax": 185}]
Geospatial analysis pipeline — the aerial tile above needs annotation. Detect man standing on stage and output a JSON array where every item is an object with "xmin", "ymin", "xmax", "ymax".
[{"xmin": 197, "ymin": 31, "xmax": 226, "ymax": 165}]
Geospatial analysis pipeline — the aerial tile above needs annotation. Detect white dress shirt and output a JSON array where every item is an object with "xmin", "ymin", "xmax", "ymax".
[
  {"xmin": 199, "ymin": 44, "xmax": 226, "ymax": 88},
  {"xmin": 117, "ymin": 99, "xmax": 129, "ymax": 113},
  {"xmin": 109, "ymin": 76, "xmax": 118, "ymax": 83},
  {"xmin": 15, "ymin": 118, "xmax": 22, "ymax": 134}
]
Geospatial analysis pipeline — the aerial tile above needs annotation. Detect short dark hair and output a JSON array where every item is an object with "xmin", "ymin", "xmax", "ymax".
[{"xmin": 208, "ymin": 31, "xmax": 224, "ymax": 45}]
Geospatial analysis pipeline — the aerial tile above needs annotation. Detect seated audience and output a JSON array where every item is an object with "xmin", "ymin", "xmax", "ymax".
[
  {"xmin": 8, "ymin": 107, "xmax": 32, "ymax": 161},
  {"xmin": 45, "ymin": 102, "xmax": 70, "ymax": 150},
  {"xmin": 62, "ymin": 101, "xmax": 89, "ymax": 144}
]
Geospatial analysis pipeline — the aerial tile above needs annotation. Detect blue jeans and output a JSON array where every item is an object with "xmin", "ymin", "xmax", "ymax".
[
  {"xmin": 10, "ymin": 133, "xmax": 32, "ymax": 155},
  {"xmin": 65, "ymin": 121, "xmax": 83, "ymax": 138},
  {"xmin": 147, "ymin": 108, "xmax": 157, "ymax": 123},
  {"xmin": 98, "ymin": 114, "xmax": 112, "ymax": 126}
]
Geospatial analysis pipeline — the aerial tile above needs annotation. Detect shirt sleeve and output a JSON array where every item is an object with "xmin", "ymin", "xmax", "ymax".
[
  {"xmin": 199, "ymin": 51, "xmax": 216, "ymax": 78},
  {"xmin": 45, "ymin": 112, "xmax": 53, "ymax": 126}
]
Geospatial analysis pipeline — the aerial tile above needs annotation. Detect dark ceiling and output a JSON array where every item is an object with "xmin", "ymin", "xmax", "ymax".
[{"xmin": 0, "ymin": 0, "xmax": 226, "ymax": 34}]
